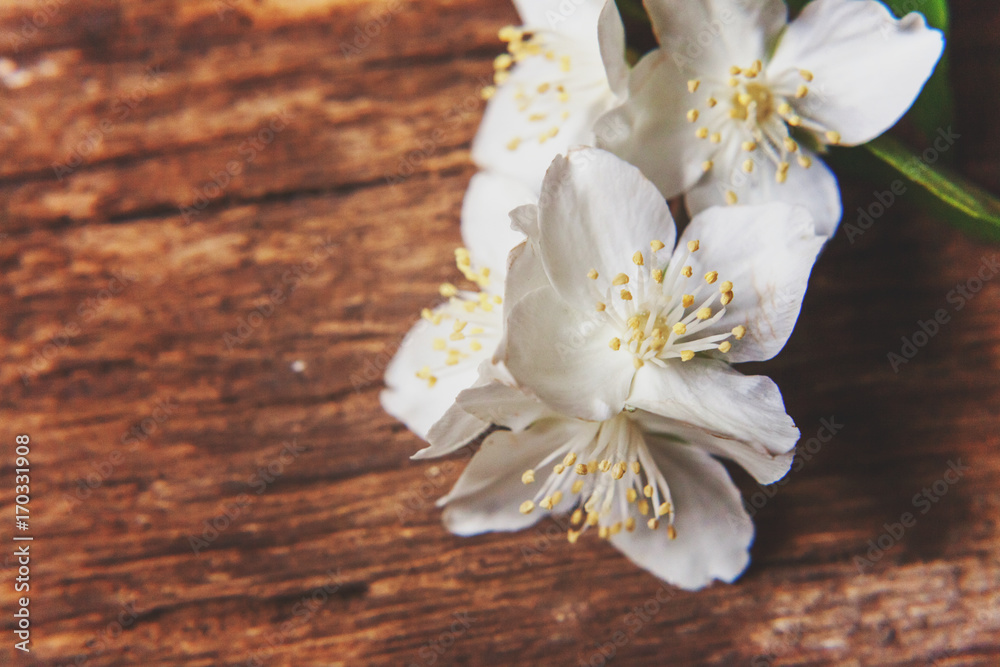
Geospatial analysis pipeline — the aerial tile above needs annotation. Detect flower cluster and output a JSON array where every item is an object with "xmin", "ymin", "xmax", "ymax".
[{"xmin": 382, "ymin": 0, "xmax": 942, "ymax": 590}]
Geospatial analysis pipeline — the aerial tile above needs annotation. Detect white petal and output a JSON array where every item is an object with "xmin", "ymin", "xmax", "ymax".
[
  {"xmin": 509, "ymin": 203, "xmax": 539, "ymax": 238},
  {"xmin": 514, "ymin": 0, "xmax": 606, "ymax": 38},
  {"xmin": 597, "ymin": 50, "xmax": 711, "ymax": 199},
  {"xmin": 609, "ymin": 437, "xmax": 753, "ymax": 590},
  {"xmin": 456, "ymin": 381, "xmax": 555, "ymax": 432},
  {"xmin": 494, "ymin": 239, "xmax": 550, "ymax": 363},
  {"xmin": 767, "ymin": 0, "xmax": 944, "ymax": 145},
  {"xmin": 597, "ymin": 0, "xmax": 628, "ymax": 97},
  {"xmin": 471, "ymin": 37, "xmax": 615, "ymax": 188},
  {"xmin": 644, "ymin": 0, "xmax": 787, "ymax": 73},
  {"xmin": 440, "ymin": 419, "xmax": 596, "ymax": 535},
  {"xmin": 632, "ymin": 411, "xmax": 794, "ymax": 484},
  {"xmin": 461, "ymin": 171, "xmax": 535, "ymax": 278},
  {"xmin": 537, "ymin": 149, "xmax": 675, "ymax": 311},
  {"xmin": 627, "ymin": 358, "xmax": 800, "ymax": 463},
  {"xmin": 676, "ymin": 203, "xmax": 825, "ymax": 361},
  {"xmin": 686, "ymin": 148, "xmax": 842, "ymax": 237},
  {"xmin": 504, "ymin": 285, "xmax": 634, "ymax": 421}
]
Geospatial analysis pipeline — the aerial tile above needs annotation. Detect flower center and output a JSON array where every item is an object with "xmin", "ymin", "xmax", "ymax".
[
  {"xmin": 413, "ymin": 248, "xmax": 502, "ymax": 389},
  {"xmin": 481, "ymin": 25, "xmax": 576, "ymax": 150},
  {"xmin": 518, "ymin": 414, "xmax": 678, "ymax": 542},
  {"xmin": 685, "ymin": 60, "xmax": 842, "ymax": 202},
  {"xmin": 587, "ymin": 239, "xmax": 746, "ymax": 370}
]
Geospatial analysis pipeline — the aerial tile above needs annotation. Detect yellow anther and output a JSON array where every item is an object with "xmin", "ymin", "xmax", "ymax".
[
  {"xmin": 612, "ymin": 273, "xmax": 630, "ymax": 286},
  {"xmin": 704, "ymin": 271, "xmax": 719, "ymax": 284},
  {"xmin": 725, "ymin": 190, "xmax": 738, "ymax": 205},
  {"xmin": 707, "ymin": 97, "xmax": 718, "ymax": 108},
  {"xmin": 710, "ymin": 132, "xmax": 722, "ymax": 143},
  {"xmin": 775, "ymin": 170, "xmax": 788, "ymax": 184},
  {"xmin": 620, "ymin": 289, "xmax": 633, "ymax": 301},
  {"xmin": 480, "ymin": 86, "xmax": 496, "ymax": 100},
  {"xmin": 732, "ymin": 325, "xmax": 747, "ymax": 339},
  {"xmin": 681, "ymin": 266, "xmax": 693, "ymax": 278},
  {"xmin": 696, "ymin": 127, "xmax": 709, "ymax": 139},
  {"xmin": 571, "ymin": 508, "xmax": 584, "ymax": 524},
  {"xmin": 567, "ymin": 529, "xmax": 580, "ymax": 544},
  {"xmin": 562, "ymin": 452, "xmax": 577, "ymax": 466},
  {"xmin": 702, "ymin": 160, "xmax": 714, "ymax": 172},
  {"xmin": 631, "ymin": 461, "xmax": 641, "ymax": 474},
  {"xmin": 686, "ymin": 109, "xmax": 699, "ymax": 123},
  {"xmin": 587, "ymin": 512, "xmax": 599, "ymax": 526},
  {"xmin": 738, "ymin": 93, "xmax": 752, "ymax": 107},
  {"xmin": 537, "ymin": 82, "xmax": 550, "ymax": 94},
  {"xmin": 798, "ymin": 155, "xmax": 813, "ymax": 169},
  {"xmin": 799, "ymin": 69, "xmax": 814, "ymax": 82},
  {"xmin": 506, "ymin": 137, "xmax": 521, "ymax": 151},
  {"xmin": 643, "ymin": 484, "xmax": 653, "ymax": 498},
  {"xmin": 783, "ymin": 138, "xmax": 799, "ymax": 153},
  {"xmin": 697, "ymin": 307, "xmax": 713, "ymax": 320},
  {"xmin": 553, "ymin": 463, "xmax": 566, "ymax": 474},
  {"xmin": 687, "ymin": 240, "xmax": 700, "ymax": 252},
  {"xmin": 587, "ymin": 460, "xmax": 599, "ymax": 474},
  {"xmin": 743, "ymin": 159, "xmax": 754, "ymax": 173},
  {"xmin": 494, "ymin": 70, "xmax": 509, "ymax": 85},
  {"xmin": 449, "ymin": 332, "xmax": 465, "ymax": 341},
  {"xmin": 680, "ymin": 350, "xmax": 695, "ymax": 362},
  {"xmin": 788, "ymin": 115, "xmax": 802, "ymax": 127},
  {"xmin": 595, "ymin": 302, "xmax": 606, "ymax": 312},
  {"xmin": 587, "ymin": 268, "xmax": 599, "ymax": 280},
  {"xmin": 667, "ymin": 524, "xmax": 678, "ymax": 540},
  {"xmin": 493, "ymin": 295, "xmax": 502, "ymax": 304},
  {"xmin": 416, "ymin": 366, "xmax": 432, "ymax": 379},
  {"xmin": 729, "ymin": 65, "xmax": 742, "ymax": 75},
  {"xmin": 720, "ymin": 290, "xmax": 734, "ymax": 306},
  {"xmin": 572, "ymin": 479, "xmax": 584, "ymax": 494},
  {"xmin": 609, "ymin": 337, "xmax": 621, "ymax": 351},
  {"xmin": 432, "ymin": 338, "xmax": 446, "ymax": 351},
  {"xmin": 626, "ymin": 488, "xmax": 638, "ymax": 503},
  {"xmin": 638, "ymin": 499, "xmax": 650, "ymax": 516},
  {"xmin": 612, "ymin": 462, "xmax": 626, "ymax": 480},
  {"xmin": 718, "ymin": 341, "xmax": 732, "ymax": 353},
  {"xmin": 522, "ymin": 469, "xmax": 535, "ymax": 484},
  {"xmin": 632, "ymin": 251, "xmax": 644, "ymax": 266},
  {"xmin": 439, "ymin": 283, "xmax": 458, "ymax": 297},
  {"xmin": 719, "ymin": 281, "xmax": 733, "ymax": 293},
  {"xmin": 658, "ymin": 502, "xmax": 672, "ymax": 516},
  {"xmin": 795, "ymin": 85, "xmax": 809, "ymax": 98},
  {"xmin": 453, "ymin": 320, "xmax": 467, "ymax": 333},
  {"xmin": 647, "ymin": 518, "xmax": 660, "ymax": 530},
  {"xmin": 652, "ymin": 269, "xmax": 665, "ymax": 283},
  {"xmin": 574, "ymin": 463, "xmax": 588, "ymax": 476},
  {"xmin": 560, "ymin": 55, "xmax": 571, "ymax": 72},
  {"xmin": 682, "ymin": 294, "xmax": 694, "ymax": 307},
  {"xmin": 778, "ymin": 102, "xmax": 793, "ymax": 116},
  {"xmin": 599, "ymin": 459, "xmax": 611, "ymax": 473},
  {"xmin": 519, "ymin": 500, "xmax": 535, "ymax": 514},
  {"xmin": 728, "ymin": 77, "xmax": 739, "ymax": 87},
  {"xmin": 633, "ymin": 357, "xmax": 644, "ymax": 370},
  {"xmin": 494, "ymin": 53, "xmax": 513, "ymax": 70},
  {"xmin": 610, "ymin": 522, "xmax": 623, "ymax": 536},
  {"xmin": 625, "ymin": 517, "xmax": 636, "ymax": 532},
  {"xmin": 462, "ymin": 302, "xmax": 477, "ymax": 313},
  {"xmin": 598, "ymin": 525, "xmax": 610, "ymax": 540},
  {"xmin": 825, "ymin": 130, "xmax": 842, "ymax": 144},
  {"xmin": 540, "ymin": 496, "xmax": 554, "ymax": 510},
  {"xmin": 687, "ymin": 79, "xmax": 700, "ymax": 93}
]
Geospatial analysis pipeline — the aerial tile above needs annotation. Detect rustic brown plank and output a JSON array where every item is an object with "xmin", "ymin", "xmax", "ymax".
[{"xmin": 2, "ymin": 0, "xmax": 1000, "ymax": 665}]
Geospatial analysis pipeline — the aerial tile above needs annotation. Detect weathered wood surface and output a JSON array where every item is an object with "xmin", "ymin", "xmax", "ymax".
[{"xmin": 1, "ymin": 0, "xmax": 999, "ymax": 665}]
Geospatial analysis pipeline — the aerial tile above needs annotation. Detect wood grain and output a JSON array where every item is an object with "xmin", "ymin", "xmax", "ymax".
[{"xmin": 1, "ymin": 0, "xmax": 999, "ymax": 665}]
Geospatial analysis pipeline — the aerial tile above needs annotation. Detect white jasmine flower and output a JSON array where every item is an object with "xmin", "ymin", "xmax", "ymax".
[
  {"xmin": 380, "ymin": 172, "xmax": 533, "ymax": 456},
  {"xmin": 502, "ymin": 147, "xmax": 825, "ymax": 424},
  {"xmin": 599, "ymin": 0, "xmax": 944, "ymax": 235},
  {"xmin": 473, "ymin": 0, "xmax": 628, "ymax": 190},
  {"xmin": 437, "ymin": 379, "xmax": 795, "ymax": 589}
]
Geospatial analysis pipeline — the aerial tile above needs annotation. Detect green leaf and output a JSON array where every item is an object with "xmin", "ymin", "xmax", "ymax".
[{"xmin": 856, "ymin": 135, "xmax": 1000, "ymax": 242}]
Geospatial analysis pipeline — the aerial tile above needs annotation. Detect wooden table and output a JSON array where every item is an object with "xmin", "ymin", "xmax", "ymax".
[{"xmin": 1, "ymin": 1, "xmax": 999, "ymax": 665}]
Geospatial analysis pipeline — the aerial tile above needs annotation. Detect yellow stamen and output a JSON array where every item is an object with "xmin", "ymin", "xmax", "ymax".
[
  {"xmin": 680, "ymin": 350, "xmax": 695, "ymax": 362},
  {"xmin": 612, "ymin": 273, "xmax": 629, "ymax": 286},
  {"xmin": 632, "ymin": 251, "xmax": 644, "ymax": 266},
  {"xmin": 732, "ymin": 325, "xmax": 747, "ymax": 339},
  {"xmin": 519, "ymin": 500, "xmax": 534, "ymax": 514},
  {"xmin": 704, "ymin": 271, "xmax": 719, "ymax": 284},
  {"xmin": 718, "ymin": 341, "xmax": 732, "ymax": 353},
  {"xmin": 521, "ymin": 469, "xmax": 535, "ymax": 484}
]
